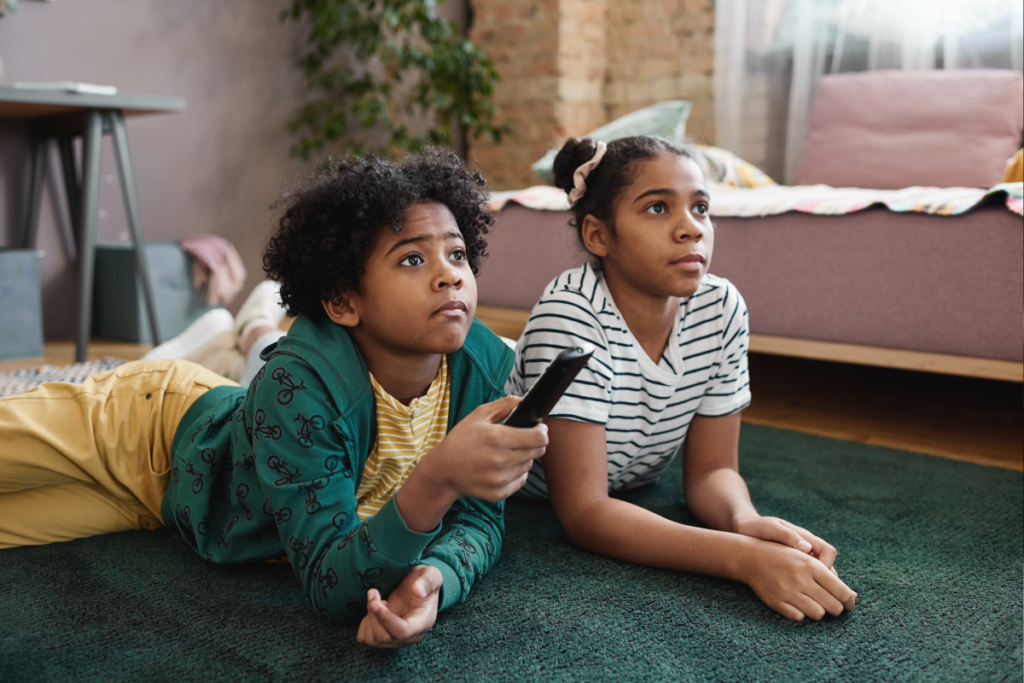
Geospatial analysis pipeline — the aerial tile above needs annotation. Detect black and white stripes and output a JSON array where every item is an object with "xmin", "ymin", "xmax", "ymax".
[{"xmin": 506, "ymin": 265, "xmax": 751, "ymax": 499}]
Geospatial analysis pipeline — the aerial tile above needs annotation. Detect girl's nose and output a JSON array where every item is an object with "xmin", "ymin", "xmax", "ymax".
[{"xmin": 675, "ymin": 215, "xmax": 704, "ymax": 241}]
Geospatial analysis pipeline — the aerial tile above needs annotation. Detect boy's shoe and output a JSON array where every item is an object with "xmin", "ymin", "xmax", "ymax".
[
  {"xmin": 234, "ymin": 280, "xmax": 287, "ymax": 338},
  {"xmin": 142, "ymin": 308, "xmax": 235, "ymax": 361},
  {"xmin": 182, "ymin": 330, "xmax": 245, "ymax": 382}
]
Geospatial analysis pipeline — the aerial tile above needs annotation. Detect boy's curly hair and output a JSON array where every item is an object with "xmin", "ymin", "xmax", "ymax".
[{"xmin": 263, "ymin": 148, "xmax": 493, "ymax": 320}]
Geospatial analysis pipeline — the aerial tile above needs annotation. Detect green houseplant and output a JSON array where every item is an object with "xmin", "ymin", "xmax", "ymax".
[{"xmin": 283, "ymin": 0, "xmax": 508, "ymax": 159}]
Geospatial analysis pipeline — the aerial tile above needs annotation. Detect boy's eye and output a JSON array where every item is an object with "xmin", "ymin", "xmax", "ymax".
[
  {"xmin": 399, "ymin": 254, "xmax": 424, "ymax": 267},
  {"xmin": 450, "ymin": 248, "xmax": 467, "ymax": 262},
  {"xmin": 645, "ymin": 202, "xmax": 666, "ymax": 215}
]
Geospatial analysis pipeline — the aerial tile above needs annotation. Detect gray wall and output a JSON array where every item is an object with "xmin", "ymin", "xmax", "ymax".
[
  {"xmin": 0, "ymin": 0, "xmax": 311, "ymax": 338},
  {"xmin": 0, "ymin": 0, "xmax": 467, "ymax": 340}
]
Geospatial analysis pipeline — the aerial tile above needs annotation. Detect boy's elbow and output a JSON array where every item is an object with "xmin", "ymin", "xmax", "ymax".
[
  {"xmin": 307, "ymin": 589, "xmax": 365, "ymax": 626},
  {"xmin": 299, "ymin": 565, "xmax": 365, "ymax": 626}
]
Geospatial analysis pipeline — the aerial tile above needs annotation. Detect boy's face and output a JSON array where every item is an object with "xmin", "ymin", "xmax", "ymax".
[{"xmin": 337, "ymin": 201, "xmax": 477, "ymax": 357}]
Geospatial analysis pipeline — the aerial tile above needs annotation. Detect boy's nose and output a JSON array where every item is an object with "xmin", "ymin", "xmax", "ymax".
[{"xmin": 435, "ymin": 262, "xmax": 463, "ymax": 289}]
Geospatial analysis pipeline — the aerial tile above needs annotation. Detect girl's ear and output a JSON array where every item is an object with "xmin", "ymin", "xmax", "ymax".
[
  {"xmin": 322, "ymin": 293, "xmax": 361, "ymax": 328},
  {"xmin": 580, "ymin": 214, "xmax": 612, "ymax": 258}
]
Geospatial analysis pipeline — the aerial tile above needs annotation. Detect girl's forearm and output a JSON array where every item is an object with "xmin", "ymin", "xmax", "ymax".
[
  {"xmin": 559, "ymin": 494, "xmax": 759, "ymax": 582},
  {"xmin": 684, "ymin": 467, "xmax": 758, "ymax": 532}
]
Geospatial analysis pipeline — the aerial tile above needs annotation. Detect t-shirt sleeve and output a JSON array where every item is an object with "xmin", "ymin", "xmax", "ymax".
[
  {"xmin": 505, "ymin": 290, "xmax": 613, "ymax": 425},
  {"xmin": 696, "ymin": 282, "xmax": 752, "ymax": 417}
]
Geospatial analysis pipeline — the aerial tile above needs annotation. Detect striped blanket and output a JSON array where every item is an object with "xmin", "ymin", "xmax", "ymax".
[{"xmin": 490, "ymin": 181, "xmax": 1024, "ymax": 218}]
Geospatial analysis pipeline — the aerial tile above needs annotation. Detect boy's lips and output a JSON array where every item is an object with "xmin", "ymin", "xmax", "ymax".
[
  {"xmin": 671, "ymin": 253, "xmax": 706, "ymax": 273},
  {"xmin": 433, "ymin": 300, "xmax": 468, "ymax": 317}
]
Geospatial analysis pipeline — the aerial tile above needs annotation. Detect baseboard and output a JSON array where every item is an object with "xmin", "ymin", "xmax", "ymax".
[
  {"xmin": 475, "ymin": 305, "xmax": 1023, "ymax": 383},
  {"xmin": 749, "ymin": 334, "xmax": 1023, "ymax": 383},
  {"xmin": 476, "ymin": 305, "xmax": 531, "ymax": 340}
]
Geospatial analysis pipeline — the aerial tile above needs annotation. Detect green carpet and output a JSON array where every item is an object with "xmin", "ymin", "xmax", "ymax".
[{"xmin": 1, "ymin": 424, "xmax": 1021, "ymax": 682}]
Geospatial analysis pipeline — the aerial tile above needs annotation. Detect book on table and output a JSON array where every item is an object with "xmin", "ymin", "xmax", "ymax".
[{"xmin": 13, "ymin": 81, "xmax": 118, "ymax": 95}]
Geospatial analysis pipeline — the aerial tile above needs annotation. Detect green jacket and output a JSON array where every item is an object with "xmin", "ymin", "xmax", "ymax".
[{"xmin": 163, "ymin": 315, "xmax": 515, "ymax": 625}]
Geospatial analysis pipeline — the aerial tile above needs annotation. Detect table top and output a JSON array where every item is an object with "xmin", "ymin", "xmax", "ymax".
[{"xmin": 0, "ymin": 87, "xmax": 186, "ymax": 119}]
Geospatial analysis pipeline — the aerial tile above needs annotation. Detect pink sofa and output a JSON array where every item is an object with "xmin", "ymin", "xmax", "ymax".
[{"xmin": 477, "ymin": 70, "xmax": 1024, "ymax": 377}]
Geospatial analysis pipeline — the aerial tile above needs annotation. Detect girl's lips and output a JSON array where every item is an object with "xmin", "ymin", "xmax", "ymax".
[
  {"xmin": 671, "ymin": 254, "xmax": 705, "ymax": 273},
  {"xmin": 433, "ymin": 300, "xmax": 468, "ymax": 317}
]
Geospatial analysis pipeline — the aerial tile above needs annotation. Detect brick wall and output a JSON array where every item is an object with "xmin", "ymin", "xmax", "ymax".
[
  {"xmin": 469, "ymin": 0, "xmax": 715, "ymax": 190},
  {"xmin": 468, "ymin": 0, "xmax": 562, "ymax": 190}
]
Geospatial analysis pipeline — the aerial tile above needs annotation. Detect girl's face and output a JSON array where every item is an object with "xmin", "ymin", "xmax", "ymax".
[{"xmin": 588, "ymin": 152, "xmax": 713, "ymax": 301}]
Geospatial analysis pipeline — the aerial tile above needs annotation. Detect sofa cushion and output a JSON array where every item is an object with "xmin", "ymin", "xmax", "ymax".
[
  {"xmin": 531, "ymin": 100, "xmax": 691, "ymax": 184},
  {"xmin": 796, "ymin": 70, "xmax": 1024, "ymax": 189}
]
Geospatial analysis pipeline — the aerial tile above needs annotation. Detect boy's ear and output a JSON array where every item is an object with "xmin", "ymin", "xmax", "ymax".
[
  {"xmin": 322, "ymin": 292, "xmax": 361, "ymax": 328},
  {"xmin": 580, "ymin": 214, "xmax": 611, "ymax": 258}
]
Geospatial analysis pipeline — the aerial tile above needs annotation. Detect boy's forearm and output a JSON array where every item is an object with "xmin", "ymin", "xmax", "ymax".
[
  {"xmin": 395, "ymin": 456, "xmax": 460, "ymax": 533},
  {"xmin": 684, "ymin": 467, "xmax": 758, "ymax": 533},
  {"xmin": 420, "ymin": 496, "xmax": 505, "ymax": 611},
  {"xmin": 561, "ymin": 496, "xmax": 760, "ymax": 583}
]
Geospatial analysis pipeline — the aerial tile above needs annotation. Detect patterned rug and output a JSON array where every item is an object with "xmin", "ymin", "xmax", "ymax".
[{"xmin": 0, "ymin": 358, "xmax": 128, "ymax": 397}]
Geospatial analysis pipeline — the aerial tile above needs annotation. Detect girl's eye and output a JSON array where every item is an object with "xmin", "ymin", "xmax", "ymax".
[
  {"xmin": 399, "ymin": 254, "xmax": 424, "ymax": 267},
  {"xmin": 694, "ymin": 203, "xmax": 709, "ymax": 216},
  {"xmin": 450, "ymin": 248, "xmax": 467, "ymax": 262},
  {"xmin": 645, "ymin": 203, "xmax": 666, "ymax": 215}
]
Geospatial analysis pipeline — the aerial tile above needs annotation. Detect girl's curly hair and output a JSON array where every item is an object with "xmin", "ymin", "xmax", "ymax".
[{"xmin": 263, "ymin": 148, "xmax": 493, "ymax": 320}]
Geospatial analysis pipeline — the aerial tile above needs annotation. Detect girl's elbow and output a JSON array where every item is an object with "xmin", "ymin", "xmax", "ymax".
[{"xmin": 554, "ymin": 496, "xmax": 608, "ymax": 549}]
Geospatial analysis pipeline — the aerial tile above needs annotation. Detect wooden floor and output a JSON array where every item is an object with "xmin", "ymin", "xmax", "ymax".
[
  {"xmin": 0, "ymin": 340, "xmax": 152, "ymax": 372},
  {"xmin": 743, "ymin": 354, "xmax": 1022, "ymax": 471},
  {"xmin": 2, "ymin": 339, "xmax": 1021, "ymax": 471}
]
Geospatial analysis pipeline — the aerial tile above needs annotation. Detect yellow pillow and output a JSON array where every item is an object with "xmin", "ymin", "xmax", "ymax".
[
  {"xmin": 696, "ymin": 145, "xmax": 777, "ymax": 189},
  {"xmin": 1003, "ymin": 149, "xmax": 1023, "ymax": 184}
]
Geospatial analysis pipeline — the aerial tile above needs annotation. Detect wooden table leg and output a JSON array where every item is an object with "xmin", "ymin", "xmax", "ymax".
[
  {"xmin": 108, "ymin": 110, "xmax": 162, "ymax": 347},
  {"xmin": 75, "ymin": 111, "xmax": 103, "ymax": 363}
]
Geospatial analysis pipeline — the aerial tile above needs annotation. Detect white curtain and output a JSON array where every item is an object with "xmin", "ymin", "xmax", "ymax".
[{"xmin": 714, "ymin": 0, "xmax": 1024, "ymax": 183}]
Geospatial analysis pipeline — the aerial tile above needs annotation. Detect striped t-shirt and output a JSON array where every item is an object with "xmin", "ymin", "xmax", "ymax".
[
  {"xmin": 506, "ymin": 264, "xmax": 751, "ymax": 499},
  {"xmin": 355, "ymin": 356, "xmax": 450, "ymax": 520}
]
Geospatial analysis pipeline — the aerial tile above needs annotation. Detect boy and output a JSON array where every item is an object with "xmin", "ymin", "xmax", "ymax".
[{"xmin": 0, "ymin": 151, "xmax": 548, "ymax": 648}]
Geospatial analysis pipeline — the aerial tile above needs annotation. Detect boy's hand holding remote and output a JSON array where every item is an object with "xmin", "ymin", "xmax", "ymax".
[{"xmin": 396, "ymin": 396, "xmax": 548, "ymax": 533}]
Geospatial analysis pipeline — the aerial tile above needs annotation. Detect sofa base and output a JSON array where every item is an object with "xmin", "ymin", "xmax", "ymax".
[{"xmin": 476, "ymin": 305, "xmax": 1024, "ymax": 383}]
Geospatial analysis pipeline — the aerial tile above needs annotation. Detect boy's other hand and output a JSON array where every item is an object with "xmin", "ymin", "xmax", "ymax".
[
  {"xmin": 741, "ymin": 540, "xmax": 856, "ymax": 622},
  {"xmin": 357, "ymin": 565, "xmax": 443, "ymax": 648},
  {"xmin": 733, "ymin": 513, "xmax": 838, "ymax": 570},
  {"xmin": 429, "ymin": 396, "xmax": 548, "ymax": 502}
]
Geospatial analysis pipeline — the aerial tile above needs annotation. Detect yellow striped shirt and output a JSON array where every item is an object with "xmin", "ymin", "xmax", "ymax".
[{"xmin": 355, "ymin": 356, "xmax": 450, "ymax": 521}]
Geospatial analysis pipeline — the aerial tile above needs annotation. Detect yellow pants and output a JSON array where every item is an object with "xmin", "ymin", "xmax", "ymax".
[{"xmin": 0, "ymin": 359, "xmax": 236, "ymax": 549}]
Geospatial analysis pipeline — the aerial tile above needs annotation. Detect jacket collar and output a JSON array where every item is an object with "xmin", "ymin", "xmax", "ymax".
[{"xmin": 266, "ymin": 314, "xmax": 508, "ymax": 415}]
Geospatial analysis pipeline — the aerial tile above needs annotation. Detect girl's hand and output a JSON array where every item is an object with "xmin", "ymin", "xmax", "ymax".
[
  {"xmin": 356, "ymin": 565, "xmax": 443, "ymax": 648},
  {"xmin": 733, "ymin": 513, "xmax": 838, "ymax": 570},
  {"xmin": 741, "ymin": 540, "xmax": 856, "ymax": 621}
]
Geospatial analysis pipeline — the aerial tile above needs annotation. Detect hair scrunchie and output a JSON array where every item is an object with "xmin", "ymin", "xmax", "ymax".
[{"xmin": 567, "ymin": 141, "xmax": 607, "ymax": 207}]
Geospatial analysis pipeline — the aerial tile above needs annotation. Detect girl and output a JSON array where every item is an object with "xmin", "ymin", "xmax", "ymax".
[{"xmin": 507, "ymin": 135, "xmax": 856, "ymax": 621}]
